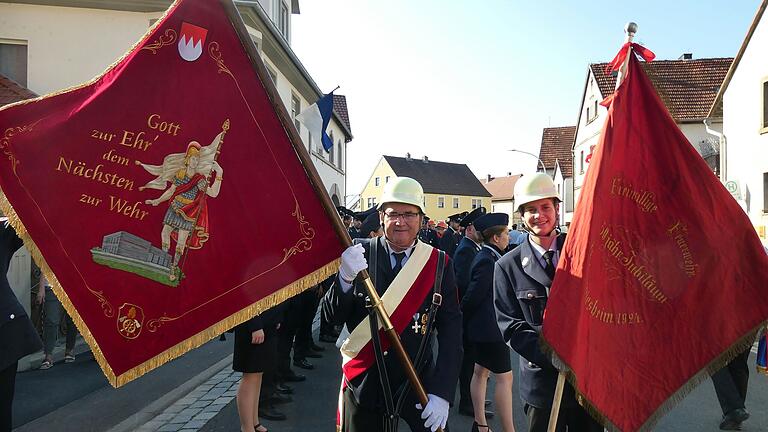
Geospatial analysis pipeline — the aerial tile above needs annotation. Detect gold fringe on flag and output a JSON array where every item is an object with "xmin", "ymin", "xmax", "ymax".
[
  {"xmin": 0, "ymin": 184, "xmax": 340, "ymax": 387},
  {"xmin": 541, "ymin": 321, "xmax": 766, "ymax": 432}
]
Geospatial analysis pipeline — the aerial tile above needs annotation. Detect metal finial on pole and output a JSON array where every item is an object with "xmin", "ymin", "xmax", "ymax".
[{"xmin": 615, "ymin": 22, "xmax": 638, "ymax": 90}]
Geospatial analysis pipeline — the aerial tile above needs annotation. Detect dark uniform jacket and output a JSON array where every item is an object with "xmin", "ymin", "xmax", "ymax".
[
  {"xmin": 453, "ymin": 236, "xmax": 481, "ymax": 301},
  {"xmin": 418, "ymin": 228, "xmax": 439, "ymax": 248},
  {"xmin": 461, "ymin": 245, "xmax": 504, "ymax": 343},
  {"xmin": 438, "ymin": 228, "xmax": 461, "ymax": 258},
  {"xmin": 493, "ymin": 234, "xmax": 578, "ymax": 409},
  {"xmin": 322, "ymin": 236, "xmax": 463, "ymax": 408},
  {"xmin": 236, "ymin": 302, "xmax": 285, "ymax": 334},
  {"xmin": 0, "ymin": 222, "xmax": 42, "ymax": 371}
]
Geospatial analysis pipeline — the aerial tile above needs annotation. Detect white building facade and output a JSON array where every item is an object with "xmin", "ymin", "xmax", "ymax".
[
  {"xmin": 711, "ymin": 0, "xmax": 768, "ymax": 245},
  {"xmin": 572, "ymin": 58, "xmax": 731, "ymax": 217}
]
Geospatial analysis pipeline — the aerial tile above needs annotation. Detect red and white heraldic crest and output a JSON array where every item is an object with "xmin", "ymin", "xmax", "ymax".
[{"xmin": 178, "ymin": 21, "xmax": 208, "ymax": 62}]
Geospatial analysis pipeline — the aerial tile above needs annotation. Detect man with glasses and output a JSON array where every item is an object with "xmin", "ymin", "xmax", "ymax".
[{"xmin": 323, "ymin": 177, "xmax": 462, "ymax": 432}]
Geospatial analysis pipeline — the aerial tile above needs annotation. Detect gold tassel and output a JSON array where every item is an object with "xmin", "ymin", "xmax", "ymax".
[
  {"xmin": 541, "ymin": 321, "xmax": 766, "ymax": 432},
  {"xmin": 112, "ymin": 258, "xmax": 340, "ymax": 387}
]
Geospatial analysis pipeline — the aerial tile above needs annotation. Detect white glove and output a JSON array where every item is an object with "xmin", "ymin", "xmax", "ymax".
[
  {"xmin": 339, "ymin": 244, "xmax": 367, "ymax": 289},
  {"xmin": 416, "ymin": 394, "xmax": 449, "ymax": 432}
]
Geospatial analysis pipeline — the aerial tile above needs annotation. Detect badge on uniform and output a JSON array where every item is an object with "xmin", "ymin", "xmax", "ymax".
[{"xmin": 412, "ymin": 312, "xmax": 428, "ymax": 335}]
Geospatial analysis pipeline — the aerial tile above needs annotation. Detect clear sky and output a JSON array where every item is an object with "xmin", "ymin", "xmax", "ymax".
[{"xmin": 291, "ymin": 1, "xmax": 760, "ymax": 201}]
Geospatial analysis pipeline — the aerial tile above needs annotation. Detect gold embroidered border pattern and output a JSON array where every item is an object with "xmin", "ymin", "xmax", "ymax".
[{"xmin": 141, "ymin": 29, "xmax": 178, "ymax": 54}]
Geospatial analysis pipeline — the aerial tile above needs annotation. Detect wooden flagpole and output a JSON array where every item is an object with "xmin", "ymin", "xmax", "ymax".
[{"xmin": 220, "ymin": 1, "xmax": 438, "ymax": 429}]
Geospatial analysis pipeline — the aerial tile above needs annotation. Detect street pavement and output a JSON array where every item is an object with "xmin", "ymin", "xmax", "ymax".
[
  {"xmin": 197, "ymin": 342, "xmax": 768, "ymax": 432},
  {"xmin": 12, "ymin": 331, "xmax": 768, "ymax": 431},
  {"xmin": 12, "ymin": 337, "xmax": 234, "ymax": 432}
]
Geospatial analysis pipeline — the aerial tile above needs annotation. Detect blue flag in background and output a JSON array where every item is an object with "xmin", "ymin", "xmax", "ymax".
[{"xmin": 296, "ymin": 91, "xmax": 335, "ymax": 151}]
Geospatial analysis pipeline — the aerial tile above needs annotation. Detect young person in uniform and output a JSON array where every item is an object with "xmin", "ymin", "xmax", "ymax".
[{"xmin": 493, "ymin": 173, "xmax": 601, "ymax": 432}]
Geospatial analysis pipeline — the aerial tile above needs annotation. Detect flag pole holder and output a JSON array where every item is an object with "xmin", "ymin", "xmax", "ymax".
[{"xmin": 219, "ymin": 1, "xmax": 438, "ymax": 430}]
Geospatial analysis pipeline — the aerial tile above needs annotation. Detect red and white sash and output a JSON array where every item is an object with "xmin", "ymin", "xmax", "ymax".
[{"xmin": 336, "ymin": 241, "xmax": 439, "ymax": 430}]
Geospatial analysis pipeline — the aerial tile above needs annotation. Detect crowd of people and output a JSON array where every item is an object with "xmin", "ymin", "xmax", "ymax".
[{"xmin": 0, "ymin": 173, "xmax": 759, "ymax": 432}]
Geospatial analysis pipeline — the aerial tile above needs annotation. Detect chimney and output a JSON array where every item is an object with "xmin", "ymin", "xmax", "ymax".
[
  {"xmin": 422, "ymin": 155, "xmax": 429, "ymax": 163},
  {"xmin": 405, "ymin": 152, "xmax": 411, "ymax": 161},
  {"xmin": 486, "ymin": 174, "xmax": 493, "ymax": 182},
  {"xmin": 507, "ymin": 172, "xmax": 512, "ymax": 176},
  {"xmin": 678, "ymin": 53, "xmax": 693, "ymax": 60}
]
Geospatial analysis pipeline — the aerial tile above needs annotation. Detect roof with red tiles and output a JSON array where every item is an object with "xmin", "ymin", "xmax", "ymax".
[
  {"xmin": 332, "ymin": 94, "xmax": 351, "ymax": 134},
  {"xmin": 589, "ymin": 57, "xmax": 732, "ymax": 121},
  {"xmin": 538, "ymin": 126, "xmax": 576, "ymax": 178},
  {"xmin": 480, "ymin": 174, "xmax": 522, "ymax": 201},
  {"xmin": 0, "ymin": 73, "xmax": 36, "ymax": 107}
]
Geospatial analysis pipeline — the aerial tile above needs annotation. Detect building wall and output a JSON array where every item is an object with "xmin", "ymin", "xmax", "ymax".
[
  {"xmin": 572, "ymin": 71, "xmax": 609, "ymax": 208},
  {"xmin": 423, "ymin": 194, "xmax": 492, "ymax": 221},
  {"xmin": 0, "ymin": 3, "xmax": 160, "ymax": 95},
  {"xmin": 490, "ymin": 199, "xmax": 520, "ymax": 227},
  {"xmin": 359, "ymin": 159, "xmax": 492, "ymax": 219},
  {"xmin": 359, "ymin": 158, "xmax": 396, "ymax": 211},
  {"xmin": 722, "ymin": 12, "xmax": 768, "ymax": 244}
]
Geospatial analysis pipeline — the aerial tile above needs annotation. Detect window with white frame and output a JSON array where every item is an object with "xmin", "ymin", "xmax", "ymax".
[
  {"xmin": 265, "ymin": 65, "xmax": 277, "ymax": 85},
  {"xmin": 291, "ymin": 94, "xmax": 301, "ymax": 133},
  {"xmin": 471, "ymin": 199, "xmax": 482, "ymax": 209},
  {"xmin": 367, "ymin": 197, "xmax": 377, "ymax": 209},
  {"xmin": 764, "ymin": 173, "xmax": 768, "ymax": 213},
  {"xmin": 762, "ymin": 78, "xmax": 768, "ymax": 132},
  {"xmin": 375, "ymin": 177, "xmax": 380, "ymax": 187},
  {"xmin": 385, "ymin": 176, "xmax": 390, "ymax": 183},
  {"xmin": 438, "ymin": 197, "xmax": 445, "ymax": 208},
  {"xmin": 453, "ymin": 197, "xmax": 459, "ymax": 208},
  {"xmin": 0, "ymin": 41, "xmax": 28, "ymax": 87},
  {"xmin": 329, "ymin": 139, "xmax": 335, "ymax": 165},
  {"xmin": 277, "ymin": 1, "xmax": 289, "ymax": 40},
  {"xmin": 336, "ymin": 140, "xmax": 343, "ymax": 170},
  {"xmin": 580, "ymin": 150, "xmax": 585, "ymax": 174}
]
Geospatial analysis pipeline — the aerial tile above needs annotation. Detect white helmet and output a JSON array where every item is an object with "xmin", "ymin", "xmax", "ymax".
[
  {"xmin": 378, "ymin": 177, "xmax": 425, "ymax": 213},
  {"xmin": 514, "ymin": 172, "xmax": 560, "ymax": 210}
]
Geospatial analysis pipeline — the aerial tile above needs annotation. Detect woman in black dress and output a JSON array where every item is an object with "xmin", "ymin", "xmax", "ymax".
[
  {"xmin": 234, "ymin": 306, "xmax": 281, "ymax": 432},
  {"xmin": 461, "ymin": 213, "xmax": 515, "ymax": 432}
]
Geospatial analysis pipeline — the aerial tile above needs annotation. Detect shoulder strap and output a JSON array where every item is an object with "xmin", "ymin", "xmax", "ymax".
[{"xmin": 368, "ymin": 238, "xmax": 378, "ymax": 287}]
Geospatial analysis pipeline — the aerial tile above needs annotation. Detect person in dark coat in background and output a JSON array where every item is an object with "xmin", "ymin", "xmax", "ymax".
[
  {"xmin": 451, "ymin": 206, "xmax": 491, "ymax": 418},
  {"xmin": 438, "ymin": 213, "xmax": 464, "ymax": 257},
  {"xmin": 462, "ymin": 213, "xmax": 515, "ymax": 432},
  {"xmin": 418, "ymin": 216, "xmax": 439, "ymax": 248},
  {"xmin": 0, "ymin": 219, "xmax": 42, "ymax": 432},
  {"xmin": 493, "ymin": 173, "xmax": 601, "ymax": 432}
]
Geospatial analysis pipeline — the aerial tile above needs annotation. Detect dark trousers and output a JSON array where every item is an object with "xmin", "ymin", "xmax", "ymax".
[
  {"xmin": 712, "ymin": 348, "xmax": 750, "ymax": 415},
  {"xmin": 524, "ymin": 403, "xmax": 603, "ymax": 432},
  {"xmin": 457, "ymin": 331, "xmax": 474, "ymax": 408},
  {"xmin": 294, "ymin": 287, "xmax": 320, "ymax": 356},
  {"xmin": 257, "ymin": 330, "xmax": 278, "ymax": 406},
  {"xmin": 276, "ymin": 297, "xmax": 301, "ymax": 376},
  {"xmin": 0, "ymin": 361, "xmax": 17, "ymax": 432},
  {"xmin": 342, "ymin": 386, "xmax": 447, "ymax": 432}
]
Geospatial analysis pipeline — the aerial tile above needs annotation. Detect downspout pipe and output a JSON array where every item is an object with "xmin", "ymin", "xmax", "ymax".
[{"xmin": 704, "ymin": 119, "xmax": 727, "ymax": 181}]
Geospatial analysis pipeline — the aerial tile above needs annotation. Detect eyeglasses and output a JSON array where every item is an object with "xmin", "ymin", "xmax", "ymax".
[{"xmin": 383, "ymin": 211, "xmax": 420, "ymax": 221}]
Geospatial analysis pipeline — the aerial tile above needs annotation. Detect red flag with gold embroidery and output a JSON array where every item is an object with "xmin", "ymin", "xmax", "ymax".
[
  {"xmin": 542, "ymin": 52, "xmax": 768, "ymax": 431},
  {"xmin": 0, "ymin": 0, "xmax": 344, "ymax": 386}
]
